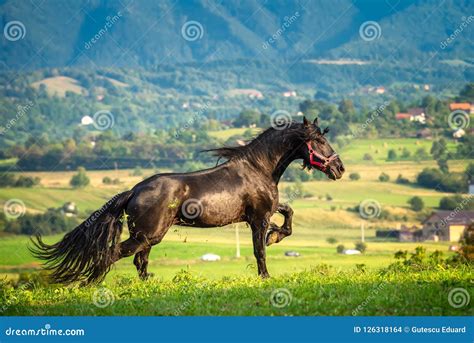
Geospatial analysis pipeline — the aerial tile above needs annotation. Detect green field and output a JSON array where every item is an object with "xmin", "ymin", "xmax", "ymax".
[
  {"xmin": 0, "ymin": 137, "xmax": 472, "ymax": 316},
  {"xmin": 2, "ymin": 266, "xmax": 472, "ymax": 316}
]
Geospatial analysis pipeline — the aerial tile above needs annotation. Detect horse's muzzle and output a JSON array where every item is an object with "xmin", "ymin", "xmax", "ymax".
[{"xmin": 328, "ymin": 160, "xmax": 345, "ymax": 180}]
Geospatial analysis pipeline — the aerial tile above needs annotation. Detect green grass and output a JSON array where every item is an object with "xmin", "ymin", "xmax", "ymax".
[
  {"xmin": 208, "ymin": 127, "xmax": 260, "ymax": 140},
  {"xmin": 2, "ymin": 266, "xmax": 472, "ymax": 316},
  {"xmin": 339, "ymin": 138, "xmax": 458, "ymax": 163}
]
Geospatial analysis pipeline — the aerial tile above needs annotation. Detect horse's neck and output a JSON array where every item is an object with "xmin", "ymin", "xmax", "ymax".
[{"xmin": 271, "ymin": 147, "xmax": 300, "ymax": 184}]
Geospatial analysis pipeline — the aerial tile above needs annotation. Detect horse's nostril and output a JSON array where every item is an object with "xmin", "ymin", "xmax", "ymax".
[{"xmin": 339, "ymin": 165, "xmax": 345, "ymax": 173}]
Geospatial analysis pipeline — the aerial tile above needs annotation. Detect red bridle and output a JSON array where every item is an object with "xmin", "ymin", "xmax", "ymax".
[{"xmin": 306, "ymin": 141, "xmax": 338, "ymax": 172}]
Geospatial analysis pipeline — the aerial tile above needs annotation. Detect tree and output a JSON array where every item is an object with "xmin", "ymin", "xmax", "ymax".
[
  {"xmin": 430, "ymin": 139, "xmax": 447, "ymax": 158},
  {"xmin": 466, "ymin": 163, "xmax": 474, "ymax": 183},
  {"xmin": 408, "ymin": 196, "xmax": 424, "ymax": 212},
  {"xmin": 401, "ymin": 148, "xmax": 411, "ymax": 159},
  {"xmin": 336, "ymin": 244, "xmax": 345, "ymax": 253},
  {"xmin": 414, "ymin": 148, "xmax": 429, "ymax": 160},
  {"xmin": 70, "ymin": 167, "xmax": 90, "ymax": 188},
  {"xmin": 437, "ymin": 157, "xmax": 449, "ymax": 174},
  {"xmin": 387, "ymin": 149, "xmax": 397, "ymax": 161},
  {"xmin": 233, "ymin": 109, "xmax": 260, "ymax": 127},
  {"xmin": 379, "ymin": 172, "xmax": 390, "ymax": 182},
  {"xmin": 338, "ymin": 99, "xmax": 355, "ymax": 121},
  {"xmin": 458, "ymin": 83, "xmax": 474, "ymax": 102},
  {"xmin": 355, "ymin": 242, "xmax": 367, "ymax": 253}
]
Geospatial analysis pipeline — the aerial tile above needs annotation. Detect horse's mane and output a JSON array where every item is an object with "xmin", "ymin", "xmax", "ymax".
[{"xmin": 205, "ymin": 122, "xmax": 310, "ymax": 166}]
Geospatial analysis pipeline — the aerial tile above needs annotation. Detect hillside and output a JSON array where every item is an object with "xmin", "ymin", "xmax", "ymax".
[{"xmin": 0, "ymin": 0, "xmax": 473, "ymax": 69}]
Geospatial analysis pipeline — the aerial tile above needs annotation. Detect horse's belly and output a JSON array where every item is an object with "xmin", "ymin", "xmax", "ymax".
[{"xmin": 180, "ymin": 193, "xmax": 245, "ymax": 227}]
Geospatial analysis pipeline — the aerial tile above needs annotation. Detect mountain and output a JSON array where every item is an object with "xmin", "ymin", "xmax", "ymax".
[{"xmin": 0, "ymin": 0, "xmax": 473, "ymax": 69}]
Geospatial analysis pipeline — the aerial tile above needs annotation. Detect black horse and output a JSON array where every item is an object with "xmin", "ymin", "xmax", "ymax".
[{"xmin": 31, "ymin": 117, "xmax": 344, "ymax": 284}]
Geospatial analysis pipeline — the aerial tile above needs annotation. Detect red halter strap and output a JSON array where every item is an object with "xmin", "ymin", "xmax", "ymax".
[{"xmin": 306, "ymin": 141, "xmax": 338, "ymax": 172}]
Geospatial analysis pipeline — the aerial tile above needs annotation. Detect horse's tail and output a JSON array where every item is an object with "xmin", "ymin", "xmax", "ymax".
[{"xmin": 29, "ymin": 190, "xmax": 134, "ymax": 285}]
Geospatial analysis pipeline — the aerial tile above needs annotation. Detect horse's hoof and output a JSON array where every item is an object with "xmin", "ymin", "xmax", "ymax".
[
  {"xmin": 266, "ymin": 231, "xmax": 279, "ymax": 246},
  {"xmin": 140, "ymin": 272, "xmax": 154, "ymax": 281},
  {"xmin": 260, "ymin": 272, "xmax": 270, "ymax": 279}
]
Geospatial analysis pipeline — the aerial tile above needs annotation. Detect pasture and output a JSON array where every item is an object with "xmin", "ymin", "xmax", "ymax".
[{"xmin": 0, "ymin": 137, "xmax": 472, "ymax": 316}]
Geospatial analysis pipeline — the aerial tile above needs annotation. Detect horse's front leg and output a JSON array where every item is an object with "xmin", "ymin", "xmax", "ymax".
[
  {"xmin": 250, "ymin": 217, "xmax": 271, "ymax": 278},
  {"xmin": 266, "ymin": 203, "xmax": 294, "ymax": 246}
]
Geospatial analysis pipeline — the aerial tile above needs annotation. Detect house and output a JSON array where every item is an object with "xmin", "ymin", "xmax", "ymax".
[
  {"xmin": 453, "ymin": 128, "xmax": 466, "ymax": 139},
  {"xmin": 376, "ymin": 225, "xmax": 423, "ymax": 242},
  {"xmin": 422, "ymin": 211, "xmax": 474, "ymax": 242},
  {"xmin": 375, "ymin": 86, "xmax": 385, "ymax": 94},
  {"xmin": 282, "ymin": 91, "xmax": 297, "ymax": 97},
  {"xmin": 396, "ymin": 113, "xmax": 412, "ymax": 120},
  {"xmin": 396, "ymin": 108, "xmax": 426, "ymax": 124},
  {"xmin": 407, "ymin": 108, "xmax": 427, "ymax": 123},
  {"xmin": 449, "ymin": 103, "xmax": 472, "ymax": 113},
  {"xmin": 61, "ymin": 202, "xmax": 78, "ymax": 217}
]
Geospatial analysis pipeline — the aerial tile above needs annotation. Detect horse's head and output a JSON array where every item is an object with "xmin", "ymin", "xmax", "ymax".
[{"xmin": 301, "ymin": 117, "xmax": 345, "ymax": 180}]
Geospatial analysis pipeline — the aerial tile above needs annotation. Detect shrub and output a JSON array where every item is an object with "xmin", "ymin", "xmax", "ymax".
[
  {"xmin": 70, "ymin": 167, "xmax": 90, "ymax": 188},
  {"xmin": 387, "ymin": 149, "xmax": 397, "ymax": 161},
  {"xmin": 396, "ymin": 174, "xmax": 410, "ymax": 184},
  {"xmin": 417, "ymin": 168, "xmax": 465, "ymax": 192},
  {"xmin": 378, "ymin": 172, "xmax": 390, "ymax": 182},
  {"xmin": 5, "ymin": 209, "xmax": 80, "ymax": 236},
  {"xmin": 103, "ymin": 176, "xmax": 112, "ymax": 184},
  {"xmin": 355, "ymin": 242, "xmax": 367, "ymax": 253},
  {"xmin": 349, "ymin": 172, "xmax": 360, "ymax": 181},
  {"xmin": 336, "ymin": 244, "xmax": 345, "ymax": 253},
  {"xmin": 401, "ymin": 148, "xmax": 411, "ymax": 158},
  {"xmin": 362, "ymin": 153, "xmax": 373, "ymax": 161},
  {"xmin": 326, "ymin": 237, "xmax": 338, "ymax": 244},
  {"xmin": 0, "ymin": 173, "xmax": 17, "ymax": 187},
  {"xmin": 408, "ymin": 196, "xmax": 424, "ymax": 212},
  {"xmin": 439, "ymin": 195, "xmax": 474, "ymax": 210},
  {"xmin": 14, "ymin": 176, "xmax": 41, "ymax": 187},
  {"xmin": 0, "ymin": 174, "xmax": 40, "ymax": 188},
  {"xmin": 417, "ymin": 168, "xmax": 441, "ymax": 188}
]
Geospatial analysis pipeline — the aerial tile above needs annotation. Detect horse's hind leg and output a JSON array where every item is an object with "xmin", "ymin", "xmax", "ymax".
[
  {"xmin": 133, "ymin": 247, "xmax": 152, "ymax": 280},
  {"xmin": 266, "ymin": 203, "xmax": 293, "ymax": 246}
]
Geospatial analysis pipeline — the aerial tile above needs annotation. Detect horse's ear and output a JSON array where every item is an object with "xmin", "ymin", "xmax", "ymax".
[
  {"xmin": 313, "ymin": 117, "xmax": 319, "ymax": 126},
  {"xmin": 323, "ymin": 127, "xmax": 330, "ymax": 135},
  {"xmin": 303, "ymin": 116, "xmax": 311, "ymax": 127}
]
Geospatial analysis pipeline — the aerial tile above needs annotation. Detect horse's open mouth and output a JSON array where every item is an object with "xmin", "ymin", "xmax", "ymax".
[
  {"xmin": 327, "ymin": 166, "xmax": 343, "ymax": 180},
  {"xmin": 327, "ymin": 169, "xmax": 337, "ymax": 180}
]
